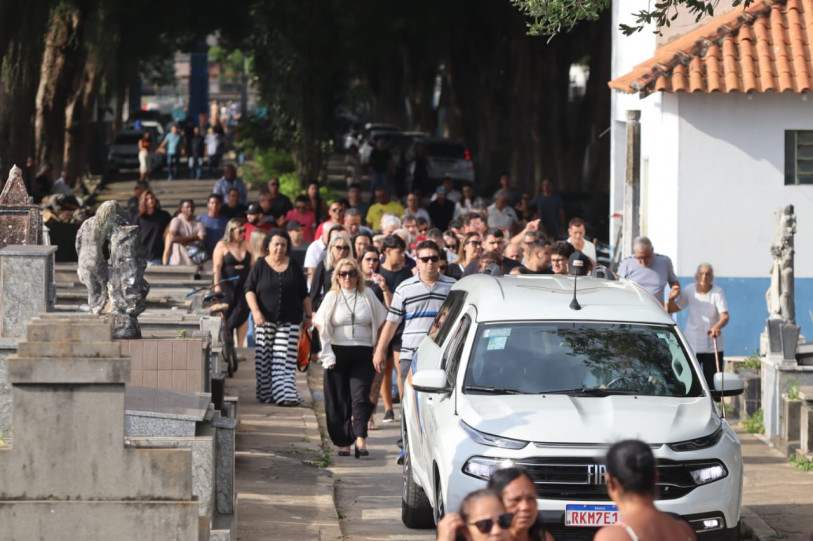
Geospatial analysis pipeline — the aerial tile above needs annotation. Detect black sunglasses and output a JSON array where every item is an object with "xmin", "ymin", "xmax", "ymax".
[
  {"xmin": 337, "ymin": 270, "xmax": 358, "ymax": 278},
  {"xmin": 335, "ymin": 245, "xmax": 350, "ymax": 251},
  {"xmin": 470, "ymin": 513, "xmax": 513, "ymax": 534},
  {"xmin": 419, "ymin": 255, "xmax": 439, "ymax": 263},
  {"xmin": 466, "ymin": 240, "xmax": 482, "ymax": 246}
]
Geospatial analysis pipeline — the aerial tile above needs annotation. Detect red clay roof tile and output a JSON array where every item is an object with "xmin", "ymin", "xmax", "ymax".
[{"xmin": 609, "ymin": 0, "xmax": 813, "ymax": 96}]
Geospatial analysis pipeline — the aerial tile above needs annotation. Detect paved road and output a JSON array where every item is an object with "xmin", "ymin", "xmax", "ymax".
[{"xmin": 308, "ymin": 368, "xmax": 436, "ymax": 541}]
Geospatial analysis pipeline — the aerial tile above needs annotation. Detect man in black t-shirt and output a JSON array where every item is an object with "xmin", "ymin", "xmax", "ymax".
[
  {"xmin": 427, "ymin": 186, "xmax": 455, "ymax": 231},
  {"xmin": 369, "ymin": 139, "xmax": 391, "ymax": 193},
  {"xmin": 525, "ymin": 238, "xmax": 554, "ymax": 274},
  {"xmin": 288, "ymin": 220, "xmax": 308, "ymax": 268},
  {"xmin": 376, "ymin": 234, "xmax": 413, "ymax": 423}
]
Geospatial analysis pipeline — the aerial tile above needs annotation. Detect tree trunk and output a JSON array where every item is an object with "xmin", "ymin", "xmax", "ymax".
[
  {"xmin": 63, "ymin": 3, "xmax": 116, "ymax": 182},
  {"xmin": 35, "ymin": 5, "xmax": 85, "ymax": 175},
  {"xmin": 0, "ymin": 0, "xmax": 50, "ymax": 180}
]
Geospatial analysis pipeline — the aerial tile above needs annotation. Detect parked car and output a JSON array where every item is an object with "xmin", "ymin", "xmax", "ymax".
[
  {"xmin": 401, "ymin": 271, "xmax": 745, "ymax": 540},
  {"xmin": 407, "ymin": 137, "xmax": 475, "ymax": 187},
  {"xmin": 124, "ymin": 119, "xmax": 165, "ymax": 140},
  {"xmin": 106, "ymin": 130, "xmax": 164, "ymax": 173}
]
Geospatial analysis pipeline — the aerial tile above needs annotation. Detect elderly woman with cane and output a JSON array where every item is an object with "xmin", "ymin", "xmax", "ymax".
[
  {"xmin": 314, "ymin": 257, "xmax": 388, "ymax": 458},
  {"xmin": 667, "ymin": 263, "xmax": 729, "ymax": 391}
]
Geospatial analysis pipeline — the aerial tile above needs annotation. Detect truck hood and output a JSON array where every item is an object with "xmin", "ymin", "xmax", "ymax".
[{"xmin": 458, "ymin": 394, "xmax": 717, "ymax": 445}]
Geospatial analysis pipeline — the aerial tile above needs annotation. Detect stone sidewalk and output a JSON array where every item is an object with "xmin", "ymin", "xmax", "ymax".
[
  {"xmin": 226, "ymin": 349, "xmax": 342, "ymax": 541},
  {"xmin": 737, "ymin": 425, "xmax": 813, "ymax": 540}
]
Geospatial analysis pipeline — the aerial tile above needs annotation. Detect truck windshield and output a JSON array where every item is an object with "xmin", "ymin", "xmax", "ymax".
[{"xmin": 462, "ymin": 322, "xmax": 703, "ymax": 397}]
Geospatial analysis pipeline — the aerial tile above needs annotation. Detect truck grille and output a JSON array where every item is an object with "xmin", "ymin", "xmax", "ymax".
[{"xmin": 513, "ymin": 457, "xmax": 698, "ymax": 501}]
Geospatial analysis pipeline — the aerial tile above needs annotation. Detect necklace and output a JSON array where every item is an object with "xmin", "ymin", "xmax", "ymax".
[{"xmin": 340, "ymin": 288, "xmax": 358, "ymax": 337}]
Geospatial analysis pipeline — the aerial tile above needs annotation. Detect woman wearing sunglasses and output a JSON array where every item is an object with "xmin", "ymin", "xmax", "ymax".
[
  {"xmin": 487, "ymin": 468, "xmax": 554, "ymax": 541},
  {"xmin": 437, "ymin": 489, "xmax": 512, "ymax": 541},
  {"xmin": 456, "ymin": 232, "xmax": 483, "ymax": 275},
  {"xmin": 309, "ymin": 233, "xmax": 354, "ymax": 313},
  {"xmin": 213, "ymin": 219, "xmax": 253, "ymax": 346},
  {"xmin": 314, "ymin": 258, "xmax": 388, "ymax": 458}
]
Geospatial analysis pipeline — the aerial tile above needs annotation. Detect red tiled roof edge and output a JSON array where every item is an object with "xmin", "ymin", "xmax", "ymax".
[{"xmin": 608, "ymin": 0, "xmax": 813, "ymax": 96}]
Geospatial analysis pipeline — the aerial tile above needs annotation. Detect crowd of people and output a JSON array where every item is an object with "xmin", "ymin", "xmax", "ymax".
[
  {"xmin": 117, "ymin": 147, "xmax": 738, "ymax": 538},
  {"xmin": 126, "ymin": 164, "xmax": 731, "ymax": 452}
]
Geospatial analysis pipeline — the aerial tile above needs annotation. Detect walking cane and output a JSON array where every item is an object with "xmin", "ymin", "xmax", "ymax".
[{"xmin": 713, "ymin": 335, "xmax": 725, "ymax": 419}]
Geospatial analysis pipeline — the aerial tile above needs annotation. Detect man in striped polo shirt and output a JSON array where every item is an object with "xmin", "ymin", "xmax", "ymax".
[{"xmin": 373, "ymin": 240, "xmax": 456, "ymax": 389}]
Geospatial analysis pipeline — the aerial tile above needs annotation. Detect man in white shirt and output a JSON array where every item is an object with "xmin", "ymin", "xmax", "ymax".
[
  {"xmin": 304, "ymin": 222, "xmax": 338, "ymax": 285},
  {"xmin": 487, "ymin": 193, "xmax": 519, "ymax": 230},
  {"xmin": 668, "ymin": 263, "xmax": 729, "ymax": 391},
  {"xmin": 566, "ymin": 217, "xmax": 597, "ymax": 263}
]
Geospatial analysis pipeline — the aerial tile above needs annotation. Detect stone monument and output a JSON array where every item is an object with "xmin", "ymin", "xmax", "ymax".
[
  {"xmin": 0, "ymin": 165, "xmax": 43, "ymax": 249},
  {"xmin": 0, "ymin": 315, "xmax": 199, "ymax": 539},
  {"xmin": 762, "ymin": 204, "xmax": 800, "ymax": 362},
  {"xmin": 75, "ymin": 201, "xmax": 149, "ymax": 338},
  {"xmin": 759, "ymin": 205, "xmax": 813, "ymax": 444}
]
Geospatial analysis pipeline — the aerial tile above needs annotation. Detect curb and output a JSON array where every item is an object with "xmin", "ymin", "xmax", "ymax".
[
  {"xmin": 296, "ymin": 369, "xmax": 343, "ymax": 540},
  {"xmin": 740, "ymin": 506, "xmax": 777, "ymax": 541}
]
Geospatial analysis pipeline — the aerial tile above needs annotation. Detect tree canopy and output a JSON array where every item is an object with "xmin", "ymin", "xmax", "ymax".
[
  {"xmin": 510, "ymin": 0, "xmax": 753, "ymax": 36},
  {"xmin": 0, "ymin": 0, "xmax": 615, "ymax": 216}
]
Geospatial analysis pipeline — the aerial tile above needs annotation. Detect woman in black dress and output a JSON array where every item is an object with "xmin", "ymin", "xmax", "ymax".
[
  {"xmin": 213, "ymin": 219, "xmax": 252, "ymax": 346},
  {"xmin": 245, "ymin": 229, "xmax": 313, "ymax": 406},
  {"xmin": 133, "ymin": 190, "xmax": 171, "ymax": 264}
]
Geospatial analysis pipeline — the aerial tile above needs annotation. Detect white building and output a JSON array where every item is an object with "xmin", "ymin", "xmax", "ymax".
[{"xmin": 608, "ymin": 0, "xmax": 813, "ymax": 354}]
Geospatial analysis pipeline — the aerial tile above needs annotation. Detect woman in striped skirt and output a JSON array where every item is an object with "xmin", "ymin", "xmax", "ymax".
[{"xmin": 245, "ymin": 229, "xmax": 313, "ymax": 406}]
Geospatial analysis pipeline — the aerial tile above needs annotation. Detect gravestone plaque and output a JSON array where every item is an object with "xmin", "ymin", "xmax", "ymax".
[{"xmin": 0, "ymin": 165, "xmax": 42, "ymax": 249}]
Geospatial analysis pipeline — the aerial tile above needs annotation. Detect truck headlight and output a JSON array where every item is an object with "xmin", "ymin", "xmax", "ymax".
[
  {"xmin": 460, "ymin": 421, "xmax": 527, "ymax": 450},
  {"xmin": 688, "ymin": 462, "xmax": 727, "ymax": 485},
  {"xmin": 462, "ymin": 456, "xmax": 517, "ymax": 480}
]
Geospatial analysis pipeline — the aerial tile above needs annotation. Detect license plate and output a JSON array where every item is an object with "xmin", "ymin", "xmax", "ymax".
[{"xmin": 565, "ymin": 504, "xmax": 619, "ymax": 527}]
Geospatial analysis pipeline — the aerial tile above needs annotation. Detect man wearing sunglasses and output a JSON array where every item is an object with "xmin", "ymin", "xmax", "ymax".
[
  {"xmin": 373, "ymin": 240, "xmax": 456, "ymax": 409},
  {"xmin": 314, "ymin": 201, "xmax": 346, "ymax": 240}
]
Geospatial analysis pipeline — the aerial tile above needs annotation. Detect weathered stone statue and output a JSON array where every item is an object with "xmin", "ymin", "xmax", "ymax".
[
  {"xmin": 75, "ymin": 201, "xmax": 149, "ymax": 338},
  {"xmin": 766, "ymin": 204, "xmax": 796, "ymax": 324},
  {"xmin": 762, "ymin": 204, "xmax": 800, "ymax": 362}
]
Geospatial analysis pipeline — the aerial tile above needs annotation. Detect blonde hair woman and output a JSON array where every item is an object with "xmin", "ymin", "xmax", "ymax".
[
  {"xmin": 313, "ymin": 257, "xmax": 388, "ymax": 458},
  {"xmin": 213, "ymin": 219, "xmax": 252, "ymax": 346},
  {"xmin": 248, "ymin": 228, "xmax": 267, "ymax": 262}
]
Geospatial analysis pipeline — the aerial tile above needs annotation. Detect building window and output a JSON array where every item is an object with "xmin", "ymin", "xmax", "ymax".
[{"xmin": 785, "ymin": 130, "xmax": 813, "ymax": 185}]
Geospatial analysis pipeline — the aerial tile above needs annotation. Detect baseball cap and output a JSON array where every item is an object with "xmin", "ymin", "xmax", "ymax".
[
  {"xmin": 287, "ymin": 220, "xmax": 302, "ymax": 232},
  {"xmin": 436, "ymin": 186, "xmax": 448, "ymax": 195},
  {"xmin": 568, "ymin": 250, "xmax": 591, "ymax": 276},
  {"xmin": 247, "ymin": 203, "xmax": 261, "ymax": 214}
]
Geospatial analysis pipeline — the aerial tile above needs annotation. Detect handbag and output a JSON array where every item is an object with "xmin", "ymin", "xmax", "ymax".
[
  {"xmin": 297, "ymin": 325, "xmax": 312, "ymax": 372},
  {"xmin": 186, "ymin": 240, "xmax": 208, "ymax": 264}
]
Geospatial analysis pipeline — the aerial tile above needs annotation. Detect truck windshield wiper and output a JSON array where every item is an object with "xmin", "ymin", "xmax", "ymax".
[
  {"xmin": 540, "ymin": 387, "xmax": 639, "ymax": 396},
  {"xmin": 463, "ymin": 385, "xmax": 523, "ymax": 395}
]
